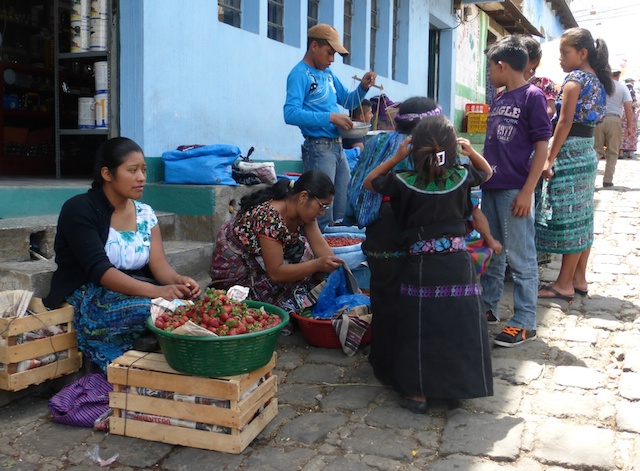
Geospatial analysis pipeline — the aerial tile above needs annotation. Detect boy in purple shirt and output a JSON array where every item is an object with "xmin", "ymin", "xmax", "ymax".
[{"xmin": 480, "ymin": 35, "xmax": 552, "ymax": 347}]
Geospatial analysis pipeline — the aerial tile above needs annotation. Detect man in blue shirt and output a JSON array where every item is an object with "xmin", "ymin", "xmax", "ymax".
[{"xmin": 284, "ymin": 23, "xmax": 376, "ymax": 229}]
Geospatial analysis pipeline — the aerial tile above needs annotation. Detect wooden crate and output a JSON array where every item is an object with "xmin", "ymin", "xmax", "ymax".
[
  {"xmin": 0, "ymin": 300, "xmax": 82, "ymax": 392},
  {"xmin": 107, "ymin": 350, "xmax": 278, "ymax": 454},
  {"xmin": 467, "ymin": 112, "xmax": 489, "ymax": 133}
]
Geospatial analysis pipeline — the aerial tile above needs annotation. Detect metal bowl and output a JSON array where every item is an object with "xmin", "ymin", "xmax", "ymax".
[{"xmin": 338, "ymin": 122, "xmax": 371, "ymax": 139}]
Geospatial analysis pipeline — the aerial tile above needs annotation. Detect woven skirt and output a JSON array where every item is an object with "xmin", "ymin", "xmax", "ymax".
[
  {"xmin": 67, "ymin": 284, "xmax": 150, "ymax": 371},
  {"xmin": 535, "ymin": 136, "xmax": 597, "ymax": 254}
]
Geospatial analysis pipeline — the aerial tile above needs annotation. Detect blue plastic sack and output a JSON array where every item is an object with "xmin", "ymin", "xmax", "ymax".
[
  {"xmin": 162, "ymin": 144, "xmax": 241, "ymax": 185},
  {"xmin": 312, "ymin": 266, "xmax": 370, "ymax": 319}
]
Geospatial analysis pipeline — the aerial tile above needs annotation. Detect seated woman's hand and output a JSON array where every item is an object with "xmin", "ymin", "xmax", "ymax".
[
  {"xmin": 155, "ymin": 283, "xmax": 197, "ymax": 301},
  {"xmin": 175, "ymin": 275, "xmax": 201, "ymax": 299},
  {"xmin": 316, "ymin": 256, "xmax": 343, "ymax": 273}
]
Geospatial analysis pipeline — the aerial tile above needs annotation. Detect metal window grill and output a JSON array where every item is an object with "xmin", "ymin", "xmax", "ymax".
[
  {"xmin": 218, "ymin": 0, "xmax": 241, "ymax": 28},
  {"xmin": 343, "ymin": 0, "xmax": 353, "ymax": 65},
  {"xmin": 370, "ymin": 0, "xmax": 378, "ymax": 72},
  {"xmin": 307, "ymin": 0, "xmax": 319, "ymax": 30},
  {"xmin": 268, "ymin": 0, "xmax": 284, "ymax": 42},
  {"xmin": 392, "ymin": 0, "xmax": 399, "ymax": 79}
]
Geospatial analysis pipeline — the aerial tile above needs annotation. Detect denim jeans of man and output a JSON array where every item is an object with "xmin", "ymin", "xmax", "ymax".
[
  {"xmin": 301, "ymin": 137, "xmax": 350, "ymax": 230},
  {"xmin": 480, "ymin": 189, "xmax": 538, "ymax": 330}
]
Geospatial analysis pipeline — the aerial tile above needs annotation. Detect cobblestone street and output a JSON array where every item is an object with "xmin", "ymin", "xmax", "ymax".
[{"xmin": 1, "ymin": 155, "xmax": 639, "ymax": 470}]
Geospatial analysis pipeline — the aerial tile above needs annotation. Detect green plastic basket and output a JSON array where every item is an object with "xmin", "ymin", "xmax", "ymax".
[{"xmin": 147, "ymin": 300, "xmax": 289, "ymax": 377}]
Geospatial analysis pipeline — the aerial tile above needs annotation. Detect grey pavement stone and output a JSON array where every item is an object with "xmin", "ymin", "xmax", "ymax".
[
  {"xmin": 161, "ymin": 447, "xmax": 244, "ymax": 470},
  {"xmin": 465, "ymin": 380, "xmax": 522, "ymax": 415},
  {"xmin": 326, "ymin": 455, "xmax": 384, "ymax": 471},
  {"xmin": 619, "ymin": 372, "xmax": 640, "ymax": 400},
  {"xmin": 531, "ymin": 390, "xmax": 600, "ymax": 419},
  {"xmin": 306, "ymin": 348, "xmax": 364, "ymax": 366},
  {"xmin": 557, "ymin": 326, "xmax": 600, "ymax": 344},
  {"xmin": 616, "ymin": 401, "xmax": 640, "ymax": 433},
  {"xmin": 532, "ymin": 419, "xmax": 616, "ymax": 469},
  {"xmin": 439, "ymin": 411, "xmax": 524, "ymax": 460},
  {"xmin": 261, "ymin": 404, "xmax": 296, "ymax": 437},
  {"xmin": 611, "ymin": 331, "xmax": 640, "ymax": 349},
  {"xmin": 99, "ymin": 434, "xmax": 173, "ymax": 469},
  {"xmin": 0, "ymin": 455, "xmax": 38, "ymax": 471},
  {"xmin": 364, "ymin": 403, "xmax": 441, "ymax": 431},
  {"xmin": 583, "ymin": 296, "xmax": 624, "ymax": 312},
  {"xmin": 583, "ymin": 313, "xmax": 625, "ymax": 331},
  {"xmin": 492, "ymin": 358, "xmax": 544, "ymax": 385},
  {"xmin": 537, "ymin": 306, "xmax": 565, "ymax": 327},
  {"xmin": 277, "ymin": 382, "xmax": 324, "ymax": 408},
  {"xmin": 343, "ymin": 360, "xmax": 379, "ymax": 384},
  {"xmin": 341, "ymin": 426, "xmax": 419, "ymax": 460},
  {"xmin": 12, "ymin": 421, "xmax": 93, "ymax": 459},
  {"xmin": 287, "ymin": 363, "xmax": 345, "ymax": 384},
  {"xmin": 320, "ymin": 385, "xmax": 380, "ymax": 411},
  {"xmin": 275, "ymin": 348, "xmax": 306, "ymax": 370},
  {"xmin": 552, "ymin": 365, "xmax": 606, "ymax": 389},
  {"xmin": 277, "ymin": 411, "xmax": 348, "ymax": 444},
  {"xmin": 623, "ymin": 348, "xmax": 640, "ymax": 371},
  {"xmin": 241, "ymin": 447, "xmax": 315, "ymax": 471}
]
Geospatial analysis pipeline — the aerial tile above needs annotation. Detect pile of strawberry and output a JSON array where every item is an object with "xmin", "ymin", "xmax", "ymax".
[
  {"xmin": 325, "ymin": 236, "xmax": 364, "ymax": 247},
  {"xmin": 154, "ymin": 288, "xmax": 282, "ymax": 336}
]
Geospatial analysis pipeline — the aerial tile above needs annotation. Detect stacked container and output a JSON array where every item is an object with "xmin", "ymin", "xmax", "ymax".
[
  {"xmin": 94, "ymin": 61, "xmax": 108, "ymax": 128},
  {"xmin": 90, "ymin": 0, "xmax": 108, "ymax": 52},
  {"xmin": 69, "ymin": 0, "xmax": 90, "ymax": 52}
]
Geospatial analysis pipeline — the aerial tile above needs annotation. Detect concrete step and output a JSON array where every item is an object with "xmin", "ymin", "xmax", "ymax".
[
  {"xmin": 0, "ymin": 240, "xmax": 213, "ymax": 298},
  {"xmin": 0, "ymin": 212, "xmax": 179, "ymax": 263}
]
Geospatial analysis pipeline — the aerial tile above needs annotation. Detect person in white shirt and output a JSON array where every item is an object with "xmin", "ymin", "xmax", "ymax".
[{"xmin": 593, "ymin": 69, "xmax": 634, "ymax": 187}]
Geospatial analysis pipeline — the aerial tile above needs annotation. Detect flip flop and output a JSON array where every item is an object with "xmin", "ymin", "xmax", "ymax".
[
  {"xmin": 574, "ymin": 288, "xmax": 589, "ymax": 296},
  {"xmin": 538, "ymin": 285, "xmax": 574, "ymax": 302}
]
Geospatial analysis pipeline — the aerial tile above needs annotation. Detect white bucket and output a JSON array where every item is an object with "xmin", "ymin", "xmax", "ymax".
[
  {"xmin": 90, "ymin": 0, "xmax": 108, "ymax": 18},
  {"xmin": 90, "ymin": 18, "xmax": 108, "ymax": 51},
  {"xmin": 70, "ymin": 19, "xmax": 90, "ymax": 52},
  {"xmin": 78, "ymin": 97, "xmax": 95, "ymax": 129},
  {"xmin": 94, "ymin": 92, "xmax": 108, "ymax": 128},
  {"xmin": 94, "ymin": 61, "xmax": 108, "ymax": 93},
  {"xmin": 70, "ymin": 0, "xmax": 90, "ymax": 20}
]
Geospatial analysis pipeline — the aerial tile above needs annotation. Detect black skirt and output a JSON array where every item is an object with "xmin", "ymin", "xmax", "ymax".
[{"xmin": 365, "ymin": 203, "xmax": 493, "ymax": 399}]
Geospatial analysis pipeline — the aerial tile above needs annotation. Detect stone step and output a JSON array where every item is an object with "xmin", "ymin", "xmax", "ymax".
[
  {"xmin": 0, "ymin": 212, "xmax": 179, "ymax": 263},
  {"xmin": 0, "ymin": 240, "xmax": 213, "ymax": 299}
]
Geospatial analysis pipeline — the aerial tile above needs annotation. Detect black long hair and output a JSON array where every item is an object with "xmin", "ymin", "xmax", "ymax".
[
  {"xmin": 410, "ymin": 115, "xmax": 459, "ymax": 183},
  {"xmin": 520, "ymin": 35, "xmax": 542, "ymax": 63},
  {"xmin": 394, "ymin": 96, "xmax": 440, "ymax": 134},
  {"xmin": 561, "ymin": 27, "xmax": 614, "ymax": 95},
  {"xmin": 91, "ymin": 137, "xmax": 144, "ymax": 189},
  {"xmin": 239, "ymin": 170, "xmax": 335, "ymax": 212}
]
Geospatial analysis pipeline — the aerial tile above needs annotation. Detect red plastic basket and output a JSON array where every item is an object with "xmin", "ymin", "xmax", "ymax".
[{"xmin": 290, "ymin": 311, "xmax": 371, "ymax": 349}]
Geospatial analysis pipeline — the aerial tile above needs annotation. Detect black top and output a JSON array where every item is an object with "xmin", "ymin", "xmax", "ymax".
[{"xmin": 43, "ymin": 187, "xmax": 116, "ymax": 308}]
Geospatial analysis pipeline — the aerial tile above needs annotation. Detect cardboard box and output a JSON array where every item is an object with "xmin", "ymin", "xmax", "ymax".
[
  {"xmin": 0, "ymin": 299, "xmax": 82, "ymax": 392},
  {"xmin": 108, "ymin": 351, "xmax": 278, "ymax": 454}
]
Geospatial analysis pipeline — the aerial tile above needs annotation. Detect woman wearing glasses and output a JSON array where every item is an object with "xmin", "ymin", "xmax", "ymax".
[{"xmin": 209, "ymin": 170, "xmax": 342, "ymax": 332}]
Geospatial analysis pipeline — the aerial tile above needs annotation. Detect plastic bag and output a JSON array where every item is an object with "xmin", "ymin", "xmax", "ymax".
[
  {"xmin": 162, "ymin": 144, "xmax": 241, "ymax": 185},
  {"xmin": 312, "ymin": 266, "xmax": 370, "ymax": 320}
]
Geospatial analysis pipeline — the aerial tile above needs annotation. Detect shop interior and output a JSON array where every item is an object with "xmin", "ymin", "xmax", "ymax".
[{"xmin": 0, "ymin": 0, "xmax": 113, "ymax": 178}]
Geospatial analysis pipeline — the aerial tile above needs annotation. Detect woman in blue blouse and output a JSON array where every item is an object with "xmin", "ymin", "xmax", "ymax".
[{"xmin": 536, "ymin": 28, "xmax": 614, "ymax": 301}]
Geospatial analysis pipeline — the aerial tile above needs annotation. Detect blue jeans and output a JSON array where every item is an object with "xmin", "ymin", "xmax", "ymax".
[
  {"xmin": 301, "ymin": 137, "xmax": 350, "ymax": 230},
  {"xmin": 480, "ymin": 189, "xmax": 538, "ymax": 330}
]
